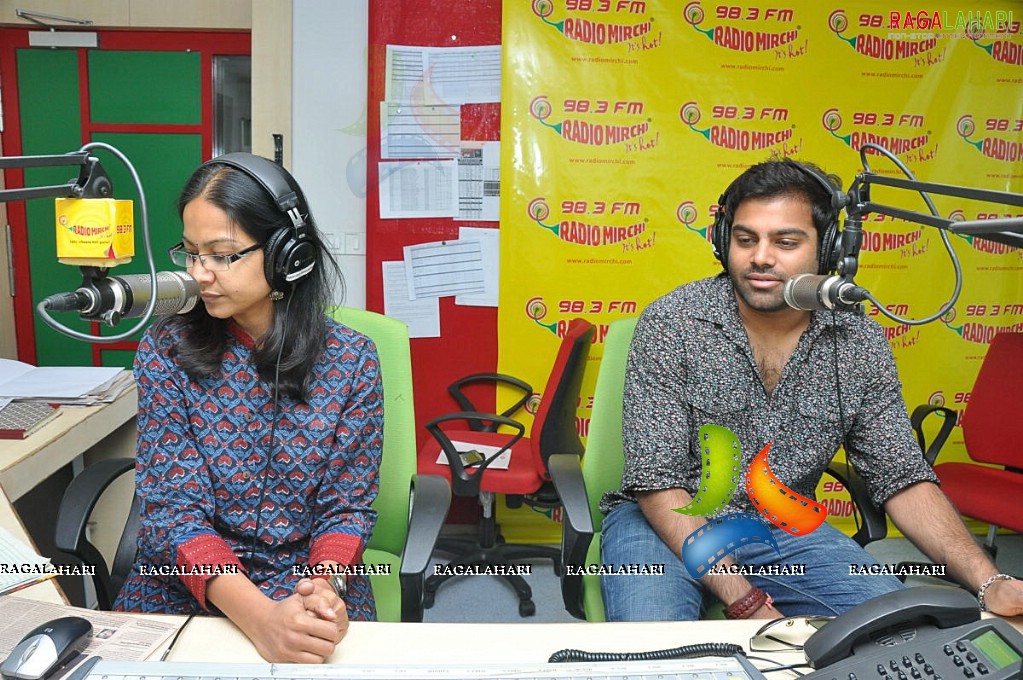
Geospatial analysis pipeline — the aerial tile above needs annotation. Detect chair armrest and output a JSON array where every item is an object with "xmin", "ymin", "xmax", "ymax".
[
  {"xmin": 424, "ymin": 411, "xmax": 525, "ymax": 496},
  {"xmin": 448, "ymin": 373, "xmax": 533, "ymax": 431},
  {"xmin": 398, "ymin": 474, "xmax": 451, "ymax": 622},
  {"xmin": 548, "ymin": 453, "xmax": 593, "ymax": 620},
  {"xmin": 910, "ymin": 404, "xmax": 958, "ymax": 466},
  {"xmin": 824, "ymin": 461, "xmax": 886, "ymax": 547},
  {"xmin": 54, "ymin": 457, "xmax": 136, "ymax": 610}
]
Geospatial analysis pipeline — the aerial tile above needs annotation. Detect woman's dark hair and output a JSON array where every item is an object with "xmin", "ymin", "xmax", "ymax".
[
  {"xmin": 156, "ymin": 160, "xmax": 345, "ymax": 402},
  {"xmin": 722, "ymin": 158, "xmax": 842, "ymax": 244}
]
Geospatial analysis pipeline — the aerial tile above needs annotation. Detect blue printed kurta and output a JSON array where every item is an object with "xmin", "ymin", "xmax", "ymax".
[{"xmin": 114, "ymin": 317, "xmax": 383, "ymax": 619}]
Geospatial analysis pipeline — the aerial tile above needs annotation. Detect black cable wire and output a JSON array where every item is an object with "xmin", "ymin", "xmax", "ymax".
[
  {"xmin": 245, "ymin": 287, "xmax": 295, "ymax": 567},
  {"xmin": 159, "ymin": 612, "xmax": 197, "ymax": 661},
  {"xmin": 548, "ymin": 642, "xmax": 745, "ymax": 663}
]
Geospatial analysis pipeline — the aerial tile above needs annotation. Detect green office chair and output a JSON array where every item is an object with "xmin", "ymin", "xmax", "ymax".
[
  {"xmin": 56, "ymin": 307, "xmax": 449, "ymax": 622},
  {"xmin": 549, "ymin": 316, "xmax": 887, "ymax": 621},
  {"xmin": 327, "ymin": 306, "xmax": 450, "ymax": 622}
]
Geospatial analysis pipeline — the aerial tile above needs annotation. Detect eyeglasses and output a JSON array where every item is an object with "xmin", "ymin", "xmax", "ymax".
[
  {"xmin": 749, "ymin": 615, "xmax": 833, "ymax": 653},
  {"xmin": 168, "ymin": 242, "xmax": 261, "ymax": 271}
]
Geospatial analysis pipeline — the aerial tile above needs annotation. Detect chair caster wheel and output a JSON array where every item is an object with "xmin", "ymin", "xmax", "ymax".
[{"xmin": 518, "ymin": 600, "xmax": 536, "ymax": 617}]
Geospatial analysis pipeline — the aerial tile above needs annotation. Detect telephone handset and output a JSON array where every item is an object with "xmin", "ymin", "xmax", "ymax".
[{"xmin": 802, "ymin": 585, "xmax": 1023, "ymax": 679}]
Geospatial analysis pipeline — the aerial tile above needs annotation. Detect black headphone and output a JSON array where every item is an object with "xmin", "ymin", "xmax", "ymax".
[
  {"xmin": 203, "ymin": 152, "xmax": 317, "ymax": 291},
  {"xmin": 711, "ymin": 162, "xmax": 846, "ymax": 275}
]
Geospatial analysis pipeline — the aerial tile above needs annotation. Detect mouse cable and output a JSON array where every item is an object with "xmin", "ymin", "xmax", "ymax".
[
  {"xmin": 159, "ymin": 612, "xmax": 198, "ymax": 661},
  {"xmin": 548, "ymin": 641, "xmax": 744, "ymax": 663}
]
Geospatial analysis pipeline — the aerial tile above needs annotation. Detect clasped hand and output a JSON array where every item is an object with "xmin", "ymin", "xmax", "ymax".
[{"xmin": 250, "ymin": 577, "xmax": 349, "ymax": 664}]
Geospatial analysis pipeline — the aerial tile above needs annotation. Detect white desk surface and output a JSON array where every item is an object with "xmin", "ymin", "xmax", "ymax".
[
  {"xmin": 166, "ymin": 616, "xmax": 799, "ymax": 667},
  {"xmin": 0, "ymin": 387, "xmax": 137, "ymax": 501}
]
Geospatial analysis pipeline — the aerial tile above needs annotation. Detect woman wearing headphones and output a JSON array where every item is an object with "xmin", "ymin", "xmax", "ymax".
[{"xmin": 114, "ymin": 154, "xmax": 382, "ymax": 664}]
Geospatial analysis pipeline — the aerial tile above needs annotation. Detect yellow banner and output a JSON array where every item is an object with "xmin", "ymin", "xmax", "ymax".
[{"xmin": 499, "ymin": 0, "xmax": 1023, "ymax": 542}]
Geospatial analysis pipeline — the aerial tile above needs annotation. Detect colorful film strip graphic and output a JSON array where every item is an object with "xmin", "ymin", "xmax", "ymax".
[
  {"xmin": 681, "ymin": 513, "xmax": 779, "ymax": 579},
  {"xmin": 746, "ymin": 441, "xmax": 829, "ymax": 536},
  {"xmin": 673, "ymin": 424, "xmax": 741, "ymax": 517}
]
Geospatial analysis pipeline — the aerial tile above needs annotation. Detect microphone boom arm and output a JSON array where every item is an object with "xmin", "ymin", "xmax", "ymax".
[{"xmin": 847, "ymin": 172, "xmax": 1023, "ymax": 249}]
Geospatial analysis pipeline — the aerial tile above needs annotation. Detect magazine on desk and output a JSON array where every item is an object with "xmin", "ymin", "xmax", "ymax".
[
  {"xmin": 0, "ymin": 400, "xmax": 62, "ymax": 439},
  {"xmin": 0, "ymin": 596, "xmax": 184, "ymax": 664}
]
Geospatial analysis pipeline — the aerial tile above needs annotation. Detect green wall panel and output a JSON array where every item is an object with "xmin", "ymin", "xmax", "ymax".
[{"xmin": 88, "ymin": 50, "xmax": 201, "ymax": 125}]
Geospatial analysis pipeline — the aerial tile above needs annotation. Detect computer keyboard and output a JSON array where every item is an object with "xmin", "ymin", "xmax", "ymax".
[{"xmin": 67, "ymin": 655, "xmax": 768, "ymax": 680}]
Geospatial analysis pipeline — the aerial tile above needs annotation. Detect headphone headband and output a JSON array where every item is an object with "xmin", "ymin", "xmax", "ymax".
[
  {"xmin": 712, "ymin": 161, "xmax": 844, "ymax": 275},
  {"xmin": 202, "ymin": 153, "xmax": 316, "ymax": 290}
]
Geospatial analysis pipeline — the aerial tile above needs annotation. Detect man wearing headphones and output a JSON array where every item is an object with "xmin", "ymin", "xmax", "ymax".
[{"xmin": 599, "ymin": 158, "xmax": 1023, "ymax": 622}]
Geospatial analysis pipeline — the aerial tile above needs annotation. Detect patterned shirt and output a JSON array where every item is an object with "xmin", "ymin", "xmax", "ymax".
[
  {"xmin": 600, "ymin": 275, "xmax": 937, "ymax": 516},
  {"xmin": 115, "ymin": 317, "xmax": 383, "ymax": 619}
]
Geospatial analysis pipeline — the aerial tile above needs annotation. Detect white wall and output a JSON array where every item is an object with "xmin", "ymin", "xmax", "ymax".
[{"xmin": 292, "ymin": 0, "xmax": 369, "ymax": 309}]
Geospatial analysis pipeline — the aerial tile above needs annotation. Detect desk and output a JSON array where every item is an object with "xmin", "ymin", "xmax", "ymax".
[
  {"xmin": 166, "ymin": 617, "xmax": 792, "ymax": 665},
  {"xmin": 0, "ymin": 388, "xmax": 137, "ymax": 501}
]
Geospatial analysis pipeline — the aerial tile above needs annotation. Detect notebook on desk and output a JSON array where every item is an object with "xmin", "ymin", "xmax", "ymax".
[
  {"xmin": 66, "ymin": 656, "xmax": 769, "ymax": 680},
  {"xmin": 0, "ymin": 401, "xmax": 62, "ymax": 439}
]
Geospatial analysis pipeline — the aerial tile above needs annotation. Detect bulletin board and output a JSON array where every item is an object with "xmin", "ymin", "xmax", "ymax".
[{"xmin": 367, "ymin": 0, "xmax": 503, "ymax": 522}]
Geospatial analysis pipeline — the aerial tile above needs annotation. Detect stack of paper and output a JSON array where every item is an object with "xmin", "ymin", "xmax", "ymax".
[
  {"xmin": 0, "ymin": 525, "xmax": 53, "ymax": 595},
  {"xmin": 0, "ymin": 358, "xmax": 132, "ymax": 405}
]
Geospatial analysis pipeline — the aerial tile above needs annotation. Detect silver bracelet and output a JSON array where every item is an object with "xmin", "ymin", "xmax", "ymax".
[{"xmin": 977, "ymin": 573, "xmax": 1014, "ymax": 612}]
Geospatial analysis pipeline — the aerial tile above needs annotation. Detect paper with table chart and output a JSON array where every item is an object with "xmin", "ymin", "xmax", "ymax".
[{"xmin": 0, "ymin": 596, "xmax": 183, "ymax": 663}]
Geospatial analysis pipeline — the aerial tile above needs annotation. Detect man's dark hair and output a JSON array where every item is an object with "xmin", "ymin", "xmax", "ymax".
[{"xmin": 721, "ymin": 158, "xmax": 843, "ymax": 241}]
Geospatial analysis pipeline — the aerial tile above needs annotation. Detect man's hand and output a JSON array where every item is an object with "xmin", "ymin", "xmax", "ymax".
[
  {"xmin": 981, "ymin": 578, "xmax": 1023, "ymax": 617},
  {"xmin": 296, "ymin": 577, "xmax": 350, "ymax": 642}
]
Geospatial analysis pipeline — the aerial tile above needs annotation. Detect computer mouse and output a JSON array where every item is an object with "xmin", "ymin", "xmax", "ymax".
[{"xmin": 0, "ymin": 617, "xmax": 92, "ymax": 680}]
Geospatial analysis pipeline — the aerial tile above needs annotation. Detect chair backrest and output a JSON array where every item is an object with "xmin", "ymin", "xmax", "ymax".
[
  {"xmin": 582, "ymin": 316, "xmax": 638, "ymax": 527},
  {"xmin": 54, "ymin": 456, "xmax": 141, "ymax": 610},
  {"xmin": 961, "ymin": 332, "xmax": 1023, "ymax": 469},
  {"xmin": 531, "ymin": 318, "xmax": 596, "ymax": 480},
  {"xmin": 328, "ymin": 306, "xmax": 416, "ymax": 557}
]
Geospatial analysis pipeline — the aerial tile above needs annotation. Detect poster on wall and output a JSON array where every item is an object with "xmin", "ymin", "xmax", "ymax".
[{"xmin": 498, "ymin": 0, "xmax": 1023, "ymax": 541}]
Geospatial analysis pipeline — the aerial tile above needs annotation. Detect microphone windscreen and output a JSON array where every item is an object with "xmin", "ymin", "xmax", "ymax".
[{"xmin": 783, "ymin": 274, "xmax": 834, "ymax": 311}]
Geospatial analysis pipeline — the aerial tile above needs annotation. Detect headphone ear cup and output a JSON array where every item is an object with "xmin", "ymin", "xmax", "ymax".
[
  {"xmin": 819, "ymin": 218, "xmax": 841, "ymax": 274},
  {"xmin": 711, "ymin": 195, "xmax": 730, "ymax": 269},
  {"xmin": 263, "ymin": 228, "xmax": 291, "ymax": 290},
  {"xmin": 264, "ymin": 227, "xmax": 317, "ymax": 290}
]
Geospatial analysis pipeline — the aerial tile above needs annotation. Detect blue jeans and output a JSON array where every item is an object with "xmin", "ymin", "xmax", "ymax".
[{"xmin": 600, "ymin": 501, "xmax": 904, "ymax": 621}]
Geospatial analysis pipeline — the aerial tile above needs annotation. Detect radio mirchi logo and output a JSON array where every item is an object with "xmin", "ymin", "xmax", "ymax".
[
  {"xmin": 821, "ymin": 108, "xmax": 936, "ymax": 164},
  {"xmin": 682, "ymin": 1, "xmax": 805, "ymax": 57},
  {"xmin": 828, "ymin": 9, "xmax": 943, "ymax": 62},
  {"xmin": 531, "ymin": 0, "xmax": 660, "ymax": 51},
  {"xmin": 679, "ymin": 101, "xmax": 799, "ymax": 155},
  {"xmin": 675, "ymin": 425, "xmax": 827, "ymax": 579},
  {"xmin": 956, "ymin": 114, "xmax": 1023, "ymax": 163}
]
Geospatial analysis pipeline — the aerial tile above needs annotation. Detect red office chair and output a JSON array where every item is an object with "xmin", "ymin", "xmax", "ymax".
[
  {"xmin": 417, "ymin": 318, "xmax": 595, "ymax": 616},
  {"xmin": 914, "ymin": 332, "xmax": 1023, "ymax": 558}
]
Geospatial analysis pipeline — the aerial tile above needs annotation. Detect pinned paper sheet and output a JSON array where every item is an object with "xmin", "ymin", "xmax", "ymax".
[
  {"xmin": 455, "ymin": 227, "xmax": 499, "ymax": 307},
  {"xmin": 378, "ymin": 160, "xmax": 458, "ymax": 218},
  {"xmin": 380, "ymin": 102, "xmax": 461, "ymax": 160},
  {"xmin": 385, "ymin": 44, "xmax": 502, "ymax": 106},
  {"xmin": 403, "ymin": 239, "xmax": 485, "ymax": 300},
  {"xmin": 436, "ymin": 441, "xmax": 512, "ymax": 470},
  {"xmin": 382, "ymin": 261, "xmax": 439, "ymax": 338}
]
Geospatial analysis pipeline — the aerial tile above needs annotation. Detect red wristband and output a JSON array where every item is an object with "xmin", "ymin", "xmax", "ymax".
[{"xmin": 724, "ymin": 586, "xmax": 773, "ymax": 619}]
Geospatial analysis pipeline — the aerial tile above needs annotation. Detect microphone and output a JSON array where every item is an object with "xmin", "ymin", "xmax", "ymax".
[
  {"xmin": 42, "ymin": 271, "xmax": 199, "ymax": 323},
  {"xmin": 783, "ymin": 274, "xmax": 870, "ymax": 312}
]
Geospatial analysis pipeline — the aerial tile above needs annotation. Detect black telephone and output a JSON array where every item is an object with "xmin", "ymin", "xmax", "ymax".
[{"xmin": 802, "ymin": 585, "xmax": 1023, "ymax": 679}]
